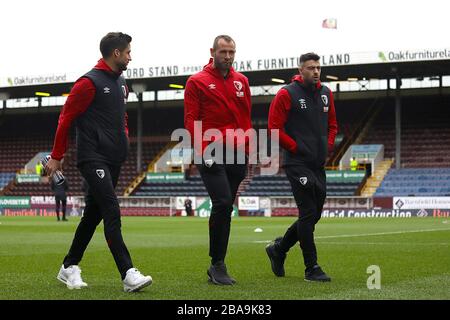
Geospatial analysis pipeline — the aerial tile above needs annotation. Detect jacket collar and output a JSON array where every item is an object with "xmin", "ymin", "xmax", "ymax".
[
  {"xmin": 203, "ymin": 58, "xmax": 235, "ymax": 79},
  {"xmin": 291, "ymin": 74, "xmax": 321, "ymax": 90},
  {"xmin": 94, "ymin": 58, "xmax": 122, "ymax": 79}
]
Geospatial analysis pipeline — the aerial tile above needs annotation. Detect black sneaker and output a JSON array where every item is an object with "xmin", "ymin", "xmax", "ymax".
[
  {"xmin": 207, "ymin": 261, "xmax": 235, "ymax": 285},
  {"xmin": 304, "ymin": 265, "xmax": 331, "ymax": 282},
  {"xmin": 265, "ymin": 237, "xmax": 286, "ymax": 277}
]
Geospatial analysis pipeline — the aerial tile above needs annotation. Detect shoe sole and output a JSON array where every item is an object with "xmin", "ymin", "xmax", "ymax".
[
  {"xmin": 304, "ymin": 278, "xmax": 331, "ymax": 282},
  {"xmin": 207, "ymin": 278, "xmax": 236, "ymax": 285},
  {"xmin": 265, "ymin": 246, "xmax": 285, "ymax": 277},
  {"xmin": 57, "ymin": 274, "xmax": 68, "ymax": 286},
  {"xmin": 207, "ymin": 270, "xmax": 233, "ymax": 285},
  {"xmin": 124, "ymin": 278, "xmax": 153, "ymax": 292},
  {"xmin": 57, "ymin": 274, "xmax": 86, "ymax": 289}
]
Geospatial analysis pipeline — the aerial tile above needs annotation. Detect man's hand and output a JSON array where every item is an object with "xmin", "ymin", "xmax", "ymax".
[{"xmin": 45, "ymin": 158, "xmax": 63, "ymax": 179}]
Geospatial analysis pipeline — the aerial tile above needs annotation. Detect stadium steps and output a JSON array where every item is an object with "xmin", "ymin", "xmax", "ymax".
[
  {"xmin": 360, "ymin": 159, "xmax": 394, "ymax": 197},
  {"xmin": 123, "ymin": 171, "xmax": 147, "ymax": 197},
  {"xmin": 146, "ymin": 141, "xmax": 178, "ymax": 173},
  {"xmin": 123, "ymin": 140, "xmax": 176, "ymax": 196},
  {"xmin": 116, "ymin": 138, "xmax": 169, "ymax": 195},
  {"xmin": 236, "ymin": 164, "xmax": 256, "ymax": 196},
  {"xmin": 329, "ymin": 99, "xmax": 382, "ymax": 168}
]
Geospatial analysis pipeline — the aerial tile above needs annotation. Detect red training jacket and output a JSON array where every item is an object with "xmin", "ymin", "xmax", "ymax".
[
  {"xmin": 184, "ymin": 58, "xmax": 252, "ymax": 156},
  {"xmin": 51, "ymin": 59, "xmax": 129, "ymax": 161}
]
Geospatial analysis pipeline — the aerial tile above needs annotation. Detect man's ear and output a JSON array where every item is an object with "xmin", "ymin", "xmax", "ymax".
[{"xmin": 210, "ymin": 48, "xmax": 214, "ymax": 57}]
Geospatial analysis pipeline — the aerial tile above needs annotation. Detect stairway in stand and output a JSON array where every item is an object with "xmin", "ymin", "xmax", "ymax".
[
  {"xmin": 236, "ymin": 164, "xmax": 257, "ymax": 197},
  {"xmin": 360, "ymin": 159, "xmax": 394, "ymax": 197}
]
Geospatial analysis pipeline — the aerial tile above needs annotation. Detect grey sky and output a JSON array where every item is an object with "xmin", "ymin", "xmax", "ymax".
[{"xmin": 1, "ymin": 0, "xmax": 448, "ymax": 77}]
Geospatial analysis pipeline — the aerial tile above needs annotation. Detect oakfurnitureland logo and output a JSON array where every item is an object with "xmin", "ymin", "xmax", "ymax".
[
  {"xmin": 378, "ymin": 52, "xmax": 387, "ymax": 62},
  {"xmin": 379, "ymin": 49, "xmax": 450, "ymax": 62},
  {"xmin": 8, "ymin": 74, "xmax": 67, "ymax": 86}
]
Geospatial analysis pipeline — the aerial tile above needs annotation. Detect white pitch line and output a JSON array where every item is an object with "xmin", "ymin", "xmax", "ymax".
[
  {"xmin": 315, "ymin": 228, "xmax": 450, "ymax": 239},
  {"xmin": 314, "ymin": 241, "xmax": 450, "ymax": 246},
  {"xmin": 252, "ymin": 228, "xmax": 450, "ymax": 243}
]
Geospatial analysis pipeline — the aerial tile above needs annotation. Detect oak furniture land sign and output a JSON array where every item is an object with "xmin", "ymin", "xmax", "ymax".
[
  {"xmin": 2, "ymin": 48, "xmax": 449, "ymax": 87},
  {"xmin": 238, "ymin": 197, "xmax": 260, "ymax": 210}
]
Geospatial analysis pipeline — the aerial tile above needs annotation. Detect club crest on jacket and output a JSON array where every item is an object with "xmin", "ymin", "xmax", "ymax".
[
  {"xmin": 96, "ymin": 169, "xmax": 105, "ymax": 179},
  {"xmin": 234, "ymin": 81, "xmax": 244, "ymax": 97},
  {"xmin": 299, "ymin": 176, "xmax": 308, "ymax": 185}
]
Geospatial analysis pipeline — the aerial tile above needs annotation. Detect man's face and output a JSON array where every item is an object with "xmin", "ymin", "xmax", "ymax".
[
  {"xmin": 300, "ymin": 60, "xmax": 321, "ymax": 85},
  {"xmin": 210, "ymin": 39, "xmax": 236, "ymax": 72},
  {"xmin": 113, "ymin": 43, "xmax": 132, "ymax": 71}
]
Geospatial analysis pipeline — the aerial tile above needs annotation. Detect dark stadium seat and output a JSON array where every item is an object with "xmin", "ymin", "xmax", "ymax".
[
  {"xmin": 375, "ymin": 168, "xmax": 450, "ymax": 196},
  {"xmin": 240, "ymin": 173, "xmax": 363, "ymax": 197},
  {"xmin": 362, "ymin": 100, "xmax": 450, "ymax": 168},
  {"xmin": 133, "ymin": 174, "xmax": 209, "ymax": 197},
  {"xmin": 0, "ymin": 133, "xmax": 169, "ymax": 196}
]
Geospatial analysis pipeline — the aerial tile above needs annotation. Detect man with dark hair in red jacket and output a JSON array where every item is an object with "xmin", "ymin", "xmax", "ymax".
[
  {"xmin": 184, "ymin": 35, "xmax": 252, "ymax": 285},
  {"xmin": 266, "ymin": 52, "xmax": 338, "ymax": 282},
  {"xmin": 45, "ymin": 32, "xmax": 152, "ymax": 292}
]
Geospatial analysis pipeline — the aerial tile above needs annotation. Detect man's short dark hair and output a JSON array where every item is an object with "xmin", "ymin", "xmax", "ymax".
[
  {"xmin": 300, "ymin": 52, "xmax": 320, "ymax": 65},
  {"xmin": 212, "ymin": 35, "xmax": 235, "ymax": 50},
  {"xmin": 100, "ymin": 32, "xmax": 132, "ymax": 58}
]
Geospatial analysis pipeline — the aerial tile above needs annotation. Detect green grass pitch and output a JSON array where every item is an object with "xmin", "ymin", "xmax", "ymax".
[{"xmin": 0, "ymin": 216, "xmax": 449, "ymax": 300}]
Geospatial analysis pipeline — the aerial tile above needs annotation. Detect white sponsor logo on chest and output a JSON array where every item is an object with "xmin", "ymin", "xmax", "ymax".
[
  {"xmin": 234, "ymin": 81, "xmax": 244, "ymax": 97},
  {"xmin": 299, "ymin": 98, "xmax": 307, "ymax": 109}
]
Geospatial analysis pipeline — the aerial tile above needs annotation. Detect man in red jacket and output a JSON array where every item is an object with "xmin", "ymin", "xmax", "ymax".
[
  {"xmin": 184, "ymin": 35, "xmax": 252, "ymax": 285},
  {"xmin": 266, "ymin": 52, "xmax": 338, "ymax": 282},
  {"xmin": 45, "ymin": 32, "xmax": 152, "ymax": 292}
]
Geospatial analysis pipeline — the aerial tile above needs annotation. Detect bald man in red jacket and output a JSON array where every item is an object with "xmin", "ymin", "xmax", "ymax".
[{"xmin": 184, "ymin": 35, "xmax": 252, "ymax": 285}]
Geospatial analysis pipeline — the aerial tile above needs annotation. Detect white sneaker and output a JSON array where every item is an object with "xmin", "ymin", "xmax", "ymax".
[
  {"xmin": 57, "ymin": 265, "xmax": 88, "ymax": 290},
  {"xmin": 123, "ymin": 268, "xmax": 152, "ymax": 292}
]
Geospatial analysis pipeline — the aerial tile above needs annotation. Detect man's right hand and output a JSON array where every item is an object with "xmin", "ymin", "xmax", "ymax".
[{"xmin": 45, "ymin": 158, "xmax": 62, "ymax": 178}]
